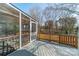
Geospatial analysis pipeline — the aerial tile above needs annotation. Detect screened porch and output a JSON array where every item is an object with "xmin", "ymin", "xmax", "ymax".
[{"xmin": 0, "ymin": 3, "xmax": 38, "ymax": 56}]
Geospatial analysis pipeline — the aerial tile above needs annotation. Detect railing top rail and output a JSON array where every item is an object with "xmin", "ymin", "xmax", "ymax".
[
  {"xmin": 59, "ymin": 34, "xmax": 77, "ymax": 37},
  {"xmin": 0, "ymin": 33, "xmax": 28, "ymax": 40}
]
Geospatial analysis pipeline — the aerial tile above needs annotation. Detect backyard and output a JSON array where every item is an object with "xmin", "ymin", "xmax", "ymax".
[{"xmin": 0, "ymin": 3, "xmax": 79, "ymax": 56}]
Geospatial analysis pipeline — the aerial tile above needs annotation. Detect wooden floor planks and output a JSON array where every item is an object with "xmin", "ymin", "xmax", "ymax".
[
  {"xmin": 8, "ymin": 40, "xmax": 78, "ymax": 56},
  {"xmin": 22, "ymin": 40, "xmax": 78, "ymax": 56}
]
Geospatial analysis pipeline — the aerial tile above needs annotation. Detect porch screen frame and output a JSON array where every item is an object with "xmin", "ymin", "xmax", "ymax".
[{"xmin": 30, "ymin": 18, "xmax": 38, "ymax": 42}]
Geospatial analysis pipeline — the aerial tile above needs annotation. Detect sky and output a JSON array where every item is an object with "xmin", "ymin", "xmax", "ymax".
[
  {"xmin": 13, "ymin": 3, "xmax": 79, "ymax": 25},
  {"xmin": 13, "ymin": 3, "xmax": 35, "ymax": 12},
  {"xmin": 13, "ymin": 3, "xmax": 48, "ymax": 14},
  {"xmin": 13, "ymin": 3, "xmax": 79, "ymax": 15}
]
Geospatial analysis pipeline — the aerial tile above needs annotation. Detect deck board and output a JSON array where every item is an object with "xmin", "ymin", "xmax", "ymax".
[
  {"xmin": 8, "ymin": 40, "xmax": 78, "ymax": 56},
  {"xmin": 22, "ymin": 40, "xmax": 79, "ymax": 56}
]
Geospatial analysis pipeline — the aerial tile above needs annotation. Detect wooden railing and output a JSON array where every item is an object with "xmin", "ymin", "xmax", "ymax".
[
  {"xmin": 0, "ymin": 35, "xmax": 19, "ymax": 55},
  {"xmin": 38, "ymin": 34, "xmax": 59, "ymax": 42},
  {"xmin": 0, "ymin": 33, "xmax": 29, "ymax": 56},
  {"xmin": 59, "ymin": 35, "xmax": 78, "ymax": 48},
  {"xmin": 38, "ymin": 34, "xmax": 78, "ymax": 48}
]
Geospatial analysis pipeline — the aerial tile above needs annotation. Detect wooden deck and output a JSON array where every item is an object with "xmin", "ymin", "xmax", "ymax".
[{"xmin": 8, "ymin": 40, "xmax": 78, "ymax": 56}]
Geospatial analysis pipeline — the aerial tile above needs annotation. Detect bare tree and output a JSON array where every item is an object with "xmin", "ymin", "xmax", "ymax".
[
  {"xmin": 43, "ymin": 3, "xmax": 77, "ymax": 21},
  {"xmin": 29, "ymin": 6, "xmax": 44, "ymax": 35},
  {"xmin": 29, "ymin": 7, "xmax": 42, "ymax": 21},
  {"xmin": 29, "ymin": 3, "xmax": 78, "ymax": 35},
  {"xmin": 42, "ymin": 4, "xmax": 77, "ymax": 34},
  {"xmin": 58, "ymin": 16, "xmax": 77, "ymax": 34},
  {"xmin": 45, "ymin": 20, "xmax": 53, "ymax": 34}
]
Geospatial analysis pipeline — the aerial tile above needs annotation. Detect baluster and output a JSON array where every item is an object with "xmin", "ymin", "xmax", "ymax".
[
  {"xmin": 73, "ymin": 36, "xmax": 74, "ymax": 47},
  {"xmin": 2, "ymin": 41, "xmax": 5, "ymax": 55},
  {"xmin": 63, "ymin": 35, "xmax": 65, "ymax": 44},
  {"xmin": 64, "ymin": 35, "xmax": 65, "ymax": 44},
  {"xmin": 6, "ymin": 43, "xmax": 9, "ymax": 55},
  {"xmin": 68, "ymin": 36, "xmax": 70, "ymax": 45},
  {"xmin": 67, "ymin": 36, "xmax": 68, "ymax": 45},
  {"xmin": 13, "ymin": 36, "xmax": 16, "ymax": 51}
]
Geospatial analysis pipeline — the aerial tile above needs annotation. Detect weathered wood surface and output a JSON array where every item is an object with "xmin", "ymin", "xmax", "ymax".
[{"xmin": 8, "ymin": 40, "xmax": 78, "ymax": 56}]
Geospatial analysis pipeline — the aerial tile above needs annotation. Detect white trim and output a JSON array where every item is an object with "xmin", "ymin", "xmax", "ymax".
[
  {"xmin": 6, "ymin": 3, "xmax": 20, "ymax": 12},
  {"xmin": 0, "ymin": 9, "xmax": 19, "ymax": 18},
  {"xmin": 7, "ymin": 3, "xmax": 36, "ymax": 21},
  {"xmin": 36, "ymin": 22, "xmax": 38, "ymax": 37},
  {"xmin": 29, "ymin": 16, "xmax": 38, "ymax": 22},
  {"xmin": 19, "ymin": 11, "xmax": 22, "ymax": 49},
  {"xmin": 30, "ymin": 18, "xmax": 32, "ymax": 43},
  {"xmin": 30, "ymin": 19, "xmax": 37, "ymax": 42}
]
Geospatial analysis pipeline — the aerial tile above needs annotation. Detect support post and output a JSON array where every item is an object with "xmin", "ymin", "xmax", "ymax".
[
  {"xmin": 30, "ymin": 18, "xmax": 32, "ymax": 42},
  {"xmin": 77, "ymin": 22, "xmax": 79, "ymax": 55},
  {"xmin": 36, "ymin": 22, "xmax": 38, "ymax": 40},
  {"xmin": 19, "ymin": 11, "xmax": 22, "ymax": 49}
]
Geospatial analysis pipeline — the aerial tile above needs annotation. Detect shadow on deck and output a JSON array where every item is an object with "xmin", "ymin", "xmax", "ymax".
[{"xmin": 8, "ymin": 49, "xmax": 35, "ymax": 56}]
